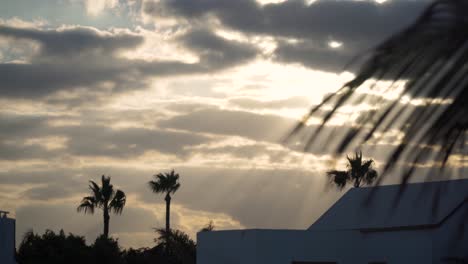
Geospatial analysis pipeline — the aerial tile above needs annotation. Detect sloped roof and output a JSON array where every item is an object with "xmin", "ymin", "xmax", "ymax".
[{"xmin": 308, "ymin": 179, "xmax": 468, "ymax": 232}]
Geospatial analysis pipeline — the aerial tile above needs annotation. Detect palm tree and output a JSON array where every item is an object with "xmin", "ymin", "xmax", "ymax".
[
  {"xmin": 199, "ymin": 220, "xmax": 215, "ymax": 232},
  {"xmin": 327, "ymin": 151, "xmax": 378, "ymax": 189},
  {"xmin": 77, "ymin": 175, "xmax": 126, "ymax": 239},
  {"xmin": 287, "ymin": 0, "xmax": 467, "ymax": 184},
  {"xmin": 148, "ymin": 170, "xmax": 180, "ymax": 233},
  {"xmin": 155, "ymin": 228, "xmax": 196, "ymax": 264}
]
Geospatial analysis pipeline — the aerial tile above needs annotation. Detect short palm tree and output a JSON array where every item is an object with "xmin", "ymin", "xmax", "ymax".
[
  {"xmin": 327, "ymin": 151, "xmax": 378, "ymax": 189},
  {"xmin": 155, "ymin": 228, "xmax": 196, "ymax": 264},
  {"xmin": 77, "ymin": 175, "xmax": 126, "ymax": 239},
  {"xmin": 148, "ymin": 170, "xmax": 180, "ymax": 233}
]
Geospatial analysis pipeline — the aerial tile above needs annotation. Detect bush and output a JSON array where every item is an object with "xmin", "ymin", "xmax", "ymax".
[{"xmin": 17, "ymin": 229, "xmax": 91, "ymax": 264}]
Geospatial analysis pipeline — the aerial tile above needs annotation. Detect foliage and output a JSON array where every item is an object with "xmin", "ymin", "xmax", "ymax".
[
  {"xmin": 327, "ymin": 151, "xmax": 378, "ymax": 189},
  {"xmin": 17, "ymin": 229, "xmax": 197, "ymax": 264},
  {"xmin": 155, "ymin": 228, "xmax": 197, "ymax": 264},
  {"xmin": 77, "ymin": 175, "xmax": 126, "ymax": 238},
  {"xmin": 286, "ymin": 0, "xmax": 468, "ymax": 183},
  {"xmin": 16, "ymin": 230, "xmax": 91, "ymax": 264},
  {"xmin": 199, "ymin": 221, "xmax": 215, "ymax": 232},
  {"xmin": 91, "ymin": 235, "xmax": 125, "ymax": 264},
  {"xmin": 148, "ymin": 170, "xmax": 181, "ymax": 195},
  {"xmin": 149, "ymin": 169, "xmax": 181, "ymax": 232},
  {"xmin": 123, "ymin": 248, "xmax": 160, "ymax": 264}
]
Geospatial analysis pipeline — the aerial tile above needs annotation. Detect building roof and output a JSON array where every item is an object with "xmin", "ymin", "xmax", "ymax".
[{"xmin": 308, "ymin": 178, "xmax": 468, "ymax": 232}]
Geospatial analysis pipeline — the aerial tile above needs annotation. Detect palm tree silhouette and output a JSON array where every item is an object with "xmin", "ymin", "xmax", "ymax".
[
  {"xmin": 149, "ymin": 170, "xmax": 180, "ymax": 233},
  {"xmin": 77, "ymin": 175, "xmax": 126, "ymax": 239},
  {"xmin": 155, "ymin": 228, "xmax": 196, "ymax": 264},
  {"xmin": 327, "ymin": 151, "xmax": 378, "ymax": 189}
]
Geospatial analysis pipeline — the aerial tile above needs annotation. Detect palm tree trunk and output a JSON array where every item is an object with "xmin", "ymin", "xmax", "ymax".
[
  {"xmin": 103, "ymin": 206, "xmax": 110, "ymax": 238},
  {"xmin": 354, "ymin": 178, "xmax": 361, "ymax": 188},
  {"xmin": 165, "ymin": 193, "xmax": 171, "ymax": 233}
]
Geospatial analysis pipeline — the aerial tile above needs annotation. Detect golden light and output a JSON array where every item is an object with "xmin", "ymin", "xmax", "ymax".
[{"xmin": 328, "ymin": 41, "xmax": 343, "ymax": 49}]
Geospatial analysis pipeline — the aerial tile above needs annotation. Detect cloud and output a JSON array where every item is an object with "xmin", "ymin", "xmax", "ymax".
[
  {"xmin": 179, "ymin": 28, "xmax": 258, "ymax": 68},
  {"xmin": 274, "ymin": 38, "xmax": 356, "ymax": 72},
  {"xmin": 0, "ymin": 25, "xmax": 142, "ymax": 57},
  {"xmin": 158, "ymin": 106, "xmax": 360, "ymax": 151},
  {"xmin": 0, "ymin": 25, "xmax": 144, "ymax": 98},
  {"xmin": 84, "ymin": 0, "xmax": 119, "ymax": 16},
  {"xmin": 158, "ymin": 107, "xmax": 296, "ymax": 142},
  {"xmin": 0, "ymin": 24, "xmax": 258, "ymax": 100},
  {"xmin": 229, "ymin": 96, "xmax": 311, "ymax": 110},
  {"xmin": 0, "ymin": 112, "xmax": 210, "ymax": 160},
  {"xmin": 21, "ymin": 183, "xmax": 75, "ymax": 200},
  {"xmin": 145, "ymin": 0, "xmax": 428, "ymax": 72},
  {"xmin": 63, "ymin": 125, "xmax": 210, "ymax": 158}
]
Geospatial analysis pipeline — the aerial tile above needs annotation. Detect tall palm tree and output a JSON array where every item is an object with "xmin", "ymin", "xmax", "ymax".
[
  {"xmin": 77, "ymin": 175, "xmax": 126, "ymax": 239},
  {"xmin": 148, "ymin": 170, "xmax": 180, "ymax": 233},
  {"xmin": 327, "ymin": 151, "xmax": 378, "ymax": 189},
  {"xmin": 287, "ymin": 0, "xmax": 467, "ymax": 183}
]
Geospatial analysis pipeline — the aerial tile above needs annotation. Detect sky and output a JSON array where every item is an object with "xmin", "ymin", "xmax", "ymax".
[{"xmin": 0, "ymin": 0, "xmax": 442, "ymax": 248}]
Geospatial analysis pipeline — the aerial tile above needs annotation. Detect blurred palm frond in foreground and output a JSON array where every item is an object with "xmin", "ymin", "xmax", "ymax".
[{"xmin": 286, "ymin": 0, "xmax": 467, "ymax": 184}]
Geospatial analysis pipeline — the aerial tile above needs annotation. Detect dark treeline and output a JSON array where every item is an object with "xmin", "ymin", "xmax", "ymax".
[
  {"xmin": 16, "ymin": 227, "xmax": 199, "ymax": 264},
  {"xmin": 15, "ymin": 170, "xmax": 209, "ymax": 264}
]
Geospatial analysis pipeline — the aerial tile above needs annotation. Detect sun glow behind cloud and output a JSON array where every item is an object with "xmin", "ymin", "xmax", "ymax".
[
  {"xmin": 84, "ymin": 0, "xmax": 119, "ymax": 16},
  {"xmin": 328, "ymin": 41, "xmax": 343, "ymax": 49}
]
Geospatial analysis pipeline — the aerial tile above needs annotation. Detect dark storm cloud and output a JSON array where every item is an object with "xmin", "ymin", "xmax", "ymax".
[
  {"xmin": 146, "ymin": 0, "xmax": 428, "ymax": 72},
  {"xmin": 0, "ymin": 25, "xmax": 257, "ymax": 99}
]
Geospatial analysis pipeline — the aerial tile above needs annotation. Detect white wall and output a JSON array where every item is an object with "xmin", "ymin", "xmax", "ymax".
[
  {"xmin": 197, "ymin": 230, "xmax": 261, "ymax": 264},
  {"xmin": 433, "ymin": 202, "xmax": 468, "ymax": 263},
  {"xmin": 0, "ymin": 216, "xmax": 16, "ymax": 264},
  {"xmin": 197, "ymin": 228, "xmax": 434, "ymax": 264}
]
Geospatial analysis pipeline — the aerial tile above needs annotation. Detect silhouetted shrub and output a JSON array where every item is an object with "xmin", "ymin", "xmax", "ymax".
[
  {"xmin": 16, "ymin": 229, "xmax": 91, "ymax": 264},
  {"xmin": 91, "ymin": 235, "xmax": 125, "ymax": 264},
  {"xmin": 16, "ymin": 228, "xmax": 197, "ymax": 264}
]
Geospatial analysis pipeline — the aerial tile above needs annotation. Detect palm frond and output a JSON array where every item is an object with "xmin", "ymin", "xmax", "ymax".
[
  {"xmin": 77, "ymin": 197, "xmax": 96, "ymax": 214},
  {"xmin": 171, "ymin": 182, "xmax": 181, "ymax": 194},
  {"xmin": 109, "ymin": 189, "xmax": 126, "ymax": 214},
  {"xmin": 100, "ymin": 175, "xmax": 115, "ymax": 202},
  {"xmin": 149, "ymin": 170, "xmax": 181, "ymax": 195},
  {"xmin": 79, "ymin": 175, "xmax": 126, "ymax": 216},
  {"xmin": 287, "ymin": 0, "xmax": 468, "ymax": 182},
  {"xmin": 364, "ymin": 169, "xmax": 378, "ymax": 185},
  {"xmin": 327, "ymin": 170, "xmax": 349, "ymax": 189},
  {"xmin": 89, "ymin": 180, "xmax": 102, "ymax": 204}
]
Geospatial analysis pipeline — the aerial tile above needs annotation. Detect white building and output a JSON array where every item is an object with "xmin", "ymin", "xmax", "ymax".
[
  {"xmin": 0, "ymin": 211, "xmax": 16, "ymax": 264},
  {"xmin": 198, "ymin": 179, "xmax": 468, "ymax": 264}
]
